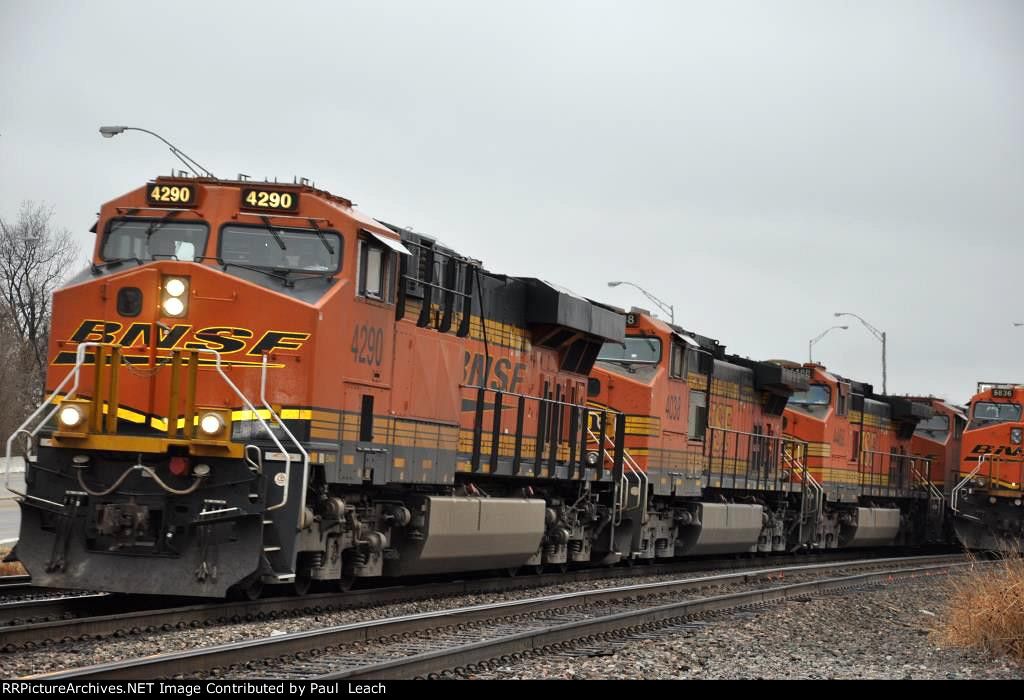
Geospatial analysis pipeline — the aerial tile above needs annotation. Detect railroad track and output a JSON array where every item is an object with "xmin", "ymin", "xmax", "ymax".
[
  {"xmin": 0, "ymin": 549, "xmax": 950, "ymax": 651},
  {"xmin": 23, "ymin": 553, "xmax": 971, "ymax": 680},
  {"xmin": 0, "ymin": 575, "xmax": 31, "ymax": 595}
]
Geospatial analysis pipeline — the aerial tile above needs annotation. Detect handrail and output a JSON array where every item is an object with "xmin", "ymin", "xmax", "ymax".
[
  {"xmin": 911, "ymin": 464, "xmax": 944, "ymax": 504},
  {"xmin": 950, "ymin": 456, "xmax": 986, "ymax": 514},
  {"xmin": 260, "ymin": 354, "xmax": 308, "ymax": 514},
  {"xmin": 2, "ymin": 343, "xmax": 292, "ymax": 516},
  {"xmin": 586, "ymin": 426, "xmax": 648, "ymax": 525},
  {"xmin": 782, "ymin": 448, "xmax": 822, "ymax": 518},
  {"xmin": 858, "ymin": 449, "xmax": 932, "ymax": 493}
]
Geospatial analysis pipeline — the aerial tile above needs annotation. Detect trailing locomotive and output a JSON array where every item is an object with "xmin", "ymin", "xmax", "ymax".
[
  {"xmin": 2, "ymin": 175, "xmax": 962, "ymax": 600},
  {"xmin": 780, "ymin": 364, "xmax": 945, "ymax": 548},
  {"xmin": 910, "ymin": 398, "xmax": 966, "ymax": 496},
  {"xmin": 586, "ymin": 312, "xmax": 815, "ymax": 555},
  {"xmin": 951, "ymin": 383, "xmax": 1024, "ymax": 550}
]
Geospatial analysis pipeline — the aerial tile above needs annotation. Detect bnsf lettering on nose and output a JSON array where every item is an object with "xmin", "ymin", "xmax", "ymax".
[
  {"xmin": 970, "ymin": 444, "xmax": 1024, "ymax": 457},
  {"xmin": 67, "ymin": 319, "xmax": 309, "ymax": 355}
]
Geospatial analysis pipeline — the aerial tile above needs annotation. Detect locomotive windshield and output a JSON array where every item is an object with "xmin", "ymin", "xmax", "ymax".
[
  {"xmin": 789, "ymin": 384, "xmax": 831, "ymax": 406},
  {"xmin": 220, "ymin": 225, "xmax": 342, "ymax": 273},
  {"xmin": 915, "ymin": 414, "xmax": 950, "ymax": 438},
  {"xmin": 970, "ymin": 401, "xmax": 1022, "ymax": 428},
  {"xmin": 597, "ymin": 336, "xmax": 661, "ymax": 364},
  {"xmin": 101, "ymin": 220, "xmax": 209, "ymax": 262}
]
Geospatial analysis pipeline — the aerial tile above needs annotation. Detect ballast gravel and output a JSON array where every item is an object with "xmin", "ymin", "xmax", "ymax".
[
  {"xmin": 2, "ymin": 563, "xmax": 790, "ymax": 677},
  {"xmin": 467, "ymin": 573, "xmax": 1024, "ymax": 680}
]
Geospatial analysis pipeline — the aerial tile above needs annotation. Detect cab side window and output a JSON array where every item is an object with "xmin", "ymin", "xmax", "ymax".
[
  {"xmin": 358, "ymin": 239, "xmax": 394, "ymax": 302},
  {"xmin": 688, "ymin": 390, "xmax": 708, "ymax": 440},
  {"xmin": 836, "ymin": 383, "xmax": 849, "ymax": 417},
  {"xmin": 669, "ymin": 342, "xmax": 686, "ymax": 380}
]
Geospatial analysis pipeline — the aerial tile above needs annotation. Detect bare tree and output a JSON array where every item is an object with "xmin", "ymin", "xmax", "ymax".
[
  {"xmin": 0, "ymin": 301, "xmax": 35, "ymax": 447},
  {"xmin": 0, "ymin": 202, "xmax": 80, "ymax": 403}
]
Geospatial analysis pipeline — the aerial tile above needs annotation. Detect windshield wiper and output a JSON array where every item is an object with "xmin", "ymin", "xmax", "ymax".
[
  {"xmin": 91, "ymin": 257, "xmax": 144, "ymax": 274},
  {"xmin": 144, "ymin": 210, "xmax": 181, "ymax": 241},
  {"xmin": 306, "ymin": 218, "xmax": 335, "ymax": 256},
  {"xmin": 220, "ymin": 261, "xmax": 294, "ymax": 288},
  {"xmin": 260, "ymin": 216, "xmax": 287, "ymax": 250}
]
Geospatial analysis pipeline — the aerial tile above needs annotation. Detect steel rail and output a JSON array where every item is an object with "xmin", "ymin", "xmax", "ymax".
[
  {"xmin": 1, "ymin": 550, "xmax": 954, "ymax": 650},
  {"xmin": 327, "ymin": 560, "xmax": 971, "ymax": 681},
  {"xmin": 0, "ymin": 575, "xmax": 31, "ymax": 592},
  {"xmin": 24, "ymin": 553, "xmax": 968, "ymax": 680}
]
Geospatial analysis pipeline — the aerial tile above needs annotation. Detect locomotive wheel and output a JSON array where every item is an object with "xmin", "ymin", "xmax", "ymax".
[
  {"xmin": 230, "ymin": 576, "xmax": 264, "ymax": 601},
  {"xmin": 335, "ymin": 557, "xmax": 357, "ymax": 592},
  {"xmin": 292, "ymin": 571, "xmax": 312, "ymax": 596}
]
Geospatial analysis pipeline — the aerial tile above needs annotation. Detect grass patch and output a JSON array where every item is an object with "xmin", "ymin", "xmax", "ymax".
[
  {"xmin": 937, "ymin": 551, "xmax": 1024, "ymax": 663},
  {"xmin": 0, "ymin": 546, "xmax": 26, "ymax": 577}
]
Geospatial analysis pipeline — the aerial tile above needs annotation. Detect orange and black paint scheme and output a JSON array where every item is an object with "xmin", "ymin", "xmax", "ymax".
[
  {"xmin": 6, "ymin": 176, "xmax": 965, "ymax": 599},
  {"xmin": 780, "ymin": 364, "xmax": 944, "ymax": 547},
  {"xmin": 587, "ymin": 311, "xmax": 819, "ymax": 555},
  {"xmin": 13, "ymin": 176, "xmax": 631, "ymax": 597},
  {"xmin": 910, "ymin": 398, "xmax": 966, "ymax": 495},
  {"xmin": 952, "ymin": 383, "xmax": 1024, "ymax": 550}
]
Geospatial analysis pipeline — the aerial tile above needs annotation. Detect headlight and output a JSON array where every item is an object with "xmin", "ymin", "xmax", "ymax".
[
  {"xmin": 199, "ymin": 412, "xmax": 225, "ymax": 436},
  {"xmin": 161, "ymin": 276, "xmax": 189, "ymax": 317},
  {"xmin": 586, "ymin": 451, "xmax": 600, "ymax": 466},
  {"xmin": 1012, "ymin": 428, "xmax": 1022, "ymax": 444},
  {"xmin": 164, "ymin": 278, "xmax": 187, "ymax": 297},
  {"xmin": 59, "ymin": 405, "xmax": 83, "ymax": 427},
  {"xmin": 162, "ymin": 297, "xmax": 185, "ymax": 316}
]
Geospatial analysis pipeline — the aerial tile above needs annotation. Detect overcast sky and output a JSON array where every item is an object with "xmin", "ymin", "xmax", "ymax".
[{"xmin": 1, "ymin": 1, "xmax": 1021, "ymax": 404}]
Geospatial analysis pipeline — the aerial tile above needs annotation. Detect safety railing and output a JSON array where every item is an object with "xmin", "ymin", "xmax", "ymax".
[
  {"xmin": 3, "ymin": 342, "xmax": 303, "ymax": 515},
  {"xmin": 950, "ymin": 455, "xmax": 986, "ymax": 516},
  {"xmin": 858, "ymin": 449, "xmax": 933, "ymax": 498},
  {"xmin": 586, "ymin": 423, "xmax": 648, "ymax": 526},
  {"xmin": 465, "ymin": 385, "xmax": 624, "ymax": 480},
  {"xmin": 704, "ymin": 426, "xmax": 809, "ymax": 494}
]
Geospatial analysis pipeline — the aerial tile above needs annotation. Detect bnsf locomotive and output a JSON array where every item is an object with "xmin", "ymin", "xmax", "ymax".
[
  {"xmin": 2, "ymin": 176, "xmax": 957, "ymax": 598},
  {"xmin": 950, "ymin": 383, "xmax": 1024, "ymax": 549}
]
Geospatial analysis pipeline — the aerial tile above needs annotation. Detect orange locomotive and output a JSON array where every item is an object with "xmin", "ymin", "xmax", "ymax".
[
  {"xmin": 6, "ymin": 175, "xmax": 633, "ymax": 597},
  {"xmin": 910, "ymin": 398, "xmax": 966, "ymax": 495},
  {"xmin": 781, "ymin": 364, "xmax": 943, "ymax": 548},
  {"xmin": 951, "ymin": 383, "xmax": 1024, "ymax": 550},
  {"xmin": 587, "ymin": 311, "xmax": 819, "ymax": 555},
  {"xmin": 3, "ymin": 175, "xmax": 963, "ymax": 599}
]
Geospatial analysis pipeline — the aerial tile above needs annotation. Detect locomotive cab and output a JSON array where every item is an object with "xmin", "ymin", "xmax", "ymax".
[
  {"xmin": 952, "ymin": 383, "xmax": 1024, "ymax": 550},
  {"xmin": 781, "ymin": 364, "xmax": 939, "ymax": 548}
]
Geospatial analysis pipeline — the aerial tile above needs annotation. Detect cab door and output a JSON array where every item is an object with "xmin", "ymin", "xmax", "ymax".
[{"xmin": 345, "ymin": 232, "xmax": 404, "ymax": 484}]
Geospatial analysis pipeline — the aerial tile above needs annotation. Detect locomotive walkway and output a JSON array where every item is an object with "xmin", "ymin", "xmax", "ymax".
[{"xmin": 19, "ymin": 553, "xmax": 971, "ymax": 680}]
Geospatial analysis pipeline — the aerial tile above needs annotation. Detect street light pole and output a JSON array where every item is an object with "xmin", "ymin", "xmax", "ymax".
[
  {"xmin": 98, "ymin": 125, "xmax": 216, "ymax": 179},
  {"xmin": 808, "ymin": 325, "xmax": 848, "ymax": 363},
  {"xmin": 607, "ymin": 281, "xmax": 674, "ymax": 325},
  {"xmin": 835, "ymin": 311, "xmax": 887, "ymax": 394}
]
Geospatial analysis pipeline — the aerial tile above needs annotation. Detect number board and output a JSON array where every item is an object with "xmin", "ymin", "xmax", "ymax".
[
  {"xmin": 992, "ymin": 387, "xmax": 1015, "ymax": 399},
  {"xmin": 241, "ymin": 188, "xmax": 299, "ymax": 213},
  {"xmin": 146, "ymin": 183, "xmax": 197, "ymax": 206}
]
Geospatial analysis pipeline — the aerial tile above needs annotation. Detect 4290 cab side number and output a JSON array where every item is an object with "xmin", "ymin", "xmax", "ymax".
[{"xmin": 352, "ymin": 325, "xmax": 384, "ymax": 366}]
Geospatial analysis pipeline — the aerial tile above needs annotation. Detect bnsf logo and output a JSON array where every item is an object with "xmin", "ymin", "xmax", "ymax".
[
  {"xmin": 54, "ymin": 319, "xmax": 310, "ymax": 365},
  {"xmin": 969, "ymin": 444, "xmax": 1024, "ymax": 458}
]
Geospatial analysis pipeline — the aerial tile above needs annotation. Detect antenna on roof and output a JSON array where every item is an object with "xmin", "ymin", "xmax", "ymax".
[{"xmin": 238, "ymin": 173, "xmax": 250, "ymax": 181}]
